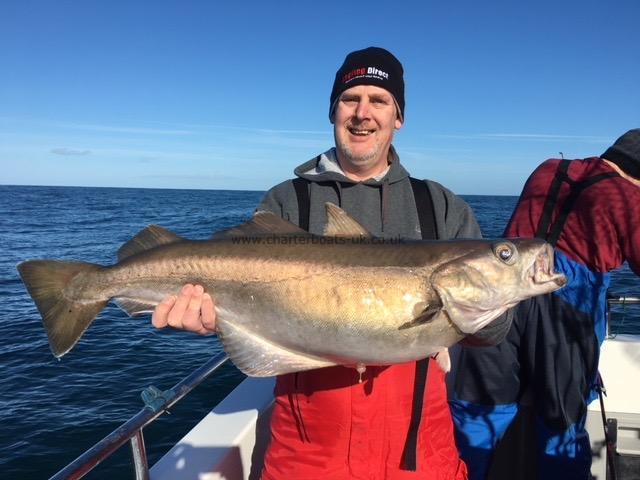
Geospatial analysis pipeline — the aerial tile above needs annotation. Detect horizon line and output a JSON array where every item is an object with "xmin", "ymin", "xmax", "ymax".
[{"xmin": 0, "ymin": 182, "xmax": 519, "ymax": 197}]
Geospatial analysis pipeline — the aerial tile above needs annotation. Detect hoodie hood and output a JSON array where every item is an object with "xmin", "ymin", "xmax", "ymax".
[
  {"xmin": 293, "ymin": 146, "xmax": 410, "ymax": 185},
  {"xmin": 290, "ymin": 145, "xmax": 411, "ymax": 235},
  {"xmin": 257, "ymin": 145, "xmax": 480, "ymax": 240}
]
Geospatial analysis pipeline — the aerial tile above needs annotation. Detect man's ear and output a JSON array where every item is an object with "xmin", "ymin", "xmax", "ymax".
[
  {"xmin": 395, "ymin": 118, "xmax": 403, "ymax": 130},
  {"xmin": 329, "ymin": 100, "xmax": 338, "ymax": 124}
]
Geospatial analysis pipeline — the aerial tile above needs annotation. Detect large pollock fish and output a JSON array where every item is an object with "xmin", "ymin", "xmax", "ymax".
[{"xmin": 17, "ymin": 204, "xmax": 566, "ymax": 376}]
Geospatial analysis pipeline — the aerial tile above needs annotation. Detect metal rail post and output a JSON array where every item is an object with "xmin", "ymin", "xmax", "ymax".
[{"xmin": 49, "ymin": 351, "xmax": 229, "ymax": 480}]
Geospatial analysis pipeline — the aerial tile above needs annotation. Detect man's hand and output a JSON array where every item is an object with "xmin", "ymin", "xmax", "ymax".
[{"xmin": 152, "ymin": 284, "xmax": 217, "ymax": 335}]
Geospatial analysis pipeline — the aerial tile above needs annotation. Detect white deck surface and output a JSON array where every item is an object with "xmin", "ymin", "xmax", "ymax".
[{"xmin": 150, "ymin": 377, "xmax": 275, "ymax": 480}]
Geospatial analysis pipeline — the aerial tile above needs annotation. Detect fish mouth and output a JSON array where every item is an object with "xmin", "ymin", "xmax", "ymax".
[{"xmin": 531, "ymin": 244, "xmax": 567, "ymax": 287}]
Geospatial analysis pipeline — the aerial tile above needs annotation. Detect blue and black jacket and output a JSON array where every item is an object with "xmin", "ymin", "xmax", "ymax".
[{"xmin": 450, "ymin": 153, "xmax": 640, "ymax": 480}]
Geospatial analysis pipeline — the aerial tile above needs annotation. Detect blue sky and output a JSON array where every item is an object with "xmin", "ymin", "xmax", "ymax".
[{"xmin": 1, "ymin": 0, "xmax": 639, "ymax": 195}]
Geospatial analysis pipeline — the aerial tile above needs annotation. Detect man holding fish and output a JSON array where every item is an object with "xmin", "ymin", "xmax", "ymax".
[
  {"xmin": 18, "ymin": 47, "xmax": 566, "ymax": 479},
  {"xmin": 151, "ymin": 47, "xmax": 555, "ymax": 479}
]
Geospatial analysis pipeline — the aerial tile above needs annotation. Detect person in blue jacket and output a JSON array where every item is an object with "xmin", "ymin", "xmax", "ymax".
[{"xmin": 449, "ymin": 128, "xmax": 640, "ymax": 480}]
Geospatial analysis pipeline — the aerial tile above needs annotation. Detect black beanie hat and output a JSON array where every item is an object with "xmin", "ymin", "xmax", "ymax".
[
  {"xmin": 329, "ymin": 47, "xmax": 405, "ymax": 122},
  {"xmin": 601, "ymin": 128, "xmax": 640, "ymax": 179}
]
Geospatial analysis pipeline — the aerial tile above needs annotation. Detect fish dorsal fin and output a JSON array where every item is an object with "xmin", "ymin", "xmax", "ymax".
[
  {"xmin": 212, "ymin": 211, "xmax": 310, "ymax": 239},
  {"xmin": 324, "ymin": 203, "xmax": 372, "ymax": 238},
  {"xmin": 117, "ymin": 225, "xmax": 184, "ymax": 261}
]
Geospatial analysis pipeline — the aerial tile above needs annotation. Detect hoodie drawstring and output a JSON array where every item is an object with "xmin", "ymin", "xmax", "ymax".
[
  {"xmin": 380, "ymin": 178, "xmax": 390, "ymax": 233},
  {"xmin": 334, "ymin": 181, "xmax": 343, "ymax": 207}
]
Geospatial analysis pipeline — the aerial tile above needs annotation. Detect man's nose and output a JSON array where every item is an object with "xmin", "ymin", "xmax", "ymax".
[{"xmin": 355, "ymin": 99, "xmax": 371, "ymax": 120}]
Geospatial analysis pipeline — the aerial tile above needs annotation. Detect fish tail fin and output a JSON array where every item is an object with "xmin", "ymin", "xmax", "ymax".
[{"xmin": 17, "ymin": 260, "xmax": 108, "ymax": 358}]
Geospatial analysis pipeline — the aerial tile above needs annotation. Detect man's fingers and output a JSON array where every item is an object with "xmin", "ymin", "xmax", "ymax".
[
  {"xmin": 182, "ymin": 285, "xmax": 205, "ymax": 333},
  {"xmin": 152, "ymin": 295, "xmax": 177, "ymax": 328},
  {"xmin": 152, "ymin": 284, "xmax": 215, "ymax": 336},
  {"xmin": 166, "ymin": 284, "xmax": 193, "ymax": 328},
  {"xmin": 201, "ymin": 293, "xmax": 217, "ymax": 332}
]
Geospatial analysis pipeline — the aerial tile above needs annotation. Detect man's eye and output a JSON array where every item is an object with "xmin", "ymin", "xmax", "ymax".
[{"xmin": 370, "ymin": 97, "xmax": 390, "ymax": 106}]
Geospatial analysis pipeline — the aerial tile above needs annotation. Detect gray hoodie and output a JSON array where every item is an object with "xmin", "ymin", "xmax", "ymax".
[
  {"xmin": 259, "ymin": 146, "xmax": 511, "ymax": 355},
  {"xmin": 258, "ymin": 146, "xmax": 481, "ymax": 240}
]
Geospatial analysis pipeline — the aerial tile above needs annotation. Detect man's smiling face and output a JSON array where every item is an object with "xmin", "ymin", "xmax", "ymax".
[{"xmin": 332, "ymin": 84, "xmax": 403, "ymax": 180}]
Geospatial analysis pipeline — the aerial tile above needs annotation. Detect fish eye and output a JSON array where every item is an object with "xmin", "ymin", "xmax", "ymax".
[{"xmin": 493, "ymin": 242, "xmax": 518, "ymax": 265}]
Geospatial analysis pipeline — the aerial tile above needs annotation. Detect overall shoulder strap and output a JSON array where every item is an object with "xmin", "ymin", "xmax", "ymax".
[
  {"xmin": 535, "ymin": 160, "xmax": 571, "ymax": 240},
  {"xmin": 292, "ymin": 178, "xmax": 310, "ymax": 231},
  {"xmin": 402, "ymin": 177, "xmax": 438, "ymax": 471},
  {"xmin": 292, "ymin": 177, "xmax": 341, "ymax": 232},
  {"xmin": 535, "ymin": 161, "xmax": 618, "ymax": 246},
  {"xmin": 409, "ymin": 177, "xmax": 438, "ymax": 240}
]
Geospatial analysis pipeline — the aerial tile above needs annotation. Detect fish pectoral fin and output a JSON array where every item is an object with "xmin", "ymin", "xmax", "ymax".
[
  {"xmin": 323, "ymin": 203, "xmax": 372, "ymax": 238},
  {"xmin": 118, "ymin": 226, "xmax": 184, "ymax": 261},
  {"xmin": 398, "ymin": 303, "xmax": 442, "ymax": 330},
  {"xmin": 217, "ymin": 319, "xmax": 337, "ymax": 377},
  {"xmin": 212, "ymin": 211, "xmax": 310, "ymax": 239},
  {"xmin": 113, "ymin": 297, "xmax": 157, "ymax": 316}
]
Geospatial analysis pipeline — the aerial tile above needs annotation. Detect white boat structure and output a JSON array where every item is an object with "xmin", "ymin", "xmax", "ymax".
[
  {"xmin": 50, "ymin": 298, "xmax": 640, "ymax": 480},
  {"xmin": 151, "ymin": 376, "xmax": 275, "ymax": 480},
  {"xmin": 587, "ymin": 333, "xmax": 640, "ymax": 479}
]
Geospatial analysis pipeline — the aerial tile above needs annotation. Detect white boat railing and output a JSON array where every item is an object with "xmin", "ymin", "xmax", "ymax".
[
  {"xmin": 49, "ymin": 351, "xmax": 229, "ymax": 480},
  {"xmin": 607, "ymin": 295, "xmax": 640, "ymax": 338},
  {"xmin": 607, "ymin": 295, "xmax": 640, "ymax": 305},
  {"xmin": 48, "ymin": 295, "xmax": 639, "ymax": 479}
]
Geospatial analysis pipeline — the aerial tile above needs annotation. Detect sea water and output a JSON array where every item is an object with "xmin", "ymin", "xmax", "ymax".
[{"xmin": 0, "ymin": 186, "xmax": 637, "ymax": 478}]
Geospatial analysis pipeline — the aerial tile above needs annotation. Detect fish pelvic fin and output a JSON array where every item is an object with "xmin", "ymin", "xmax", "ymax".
[
  {"xmin": 433, "ymin": 348, "xmax": 451, "ymax": 373},
  {"xmin": 216, "ymin": 316, "xmax": 337, "ymax": 377},
  {"xmin": 17, "ymin": 260, "xmax": 108, "ymax": 358},
  {"xmin": 112, "ymin": 298, "xmax": 157, "ymax": 316},
  {"xmin": 323, "ymin": 203, "xmax": 372, "ymax": 238},
  {"xmin": 118, "ymin": 225, "xmax": 184, "ymax": 262}
]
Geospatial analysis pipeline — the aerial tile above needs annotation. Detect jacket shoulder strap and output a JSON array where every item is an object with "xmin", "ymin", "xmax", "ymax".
[
  {"xmin": 292, "ymin": 178, "xmax": 310, "ymax": 231},
  {"xmin": 409, "ymin": 177, "xmax": 438, "ymax": 240},
  {"xmin": 536, "ymin": 160, "xmax": 618, "ymax": 246},
  {"xmin": 402, "ymin": 177, "xmax": 438, "ymax": 471}
]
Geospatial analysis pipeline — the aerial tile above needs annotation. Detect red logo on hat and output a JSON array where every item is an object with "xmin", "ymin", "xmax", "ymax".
[
  {"xmin": 342, "ymin": 66, "xmax": 389, "ymax": 84},
  {"xmin": 342, "ymin": 68, "xmax": 367, "ymax": 83}
]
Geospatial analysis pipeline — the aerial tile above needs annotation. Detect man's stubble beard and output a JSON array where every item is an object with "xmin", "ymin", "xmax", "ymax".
[{"xmin": 335, "ymin": 134, "xmax": 384, "ymax": 168}]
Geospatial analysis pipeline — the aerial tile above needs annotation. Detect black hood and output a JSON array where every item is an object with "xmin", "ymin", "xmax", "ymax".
[{"xmin": 602, "ymin": 128, "xmax": 640, "ymax": 179}]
